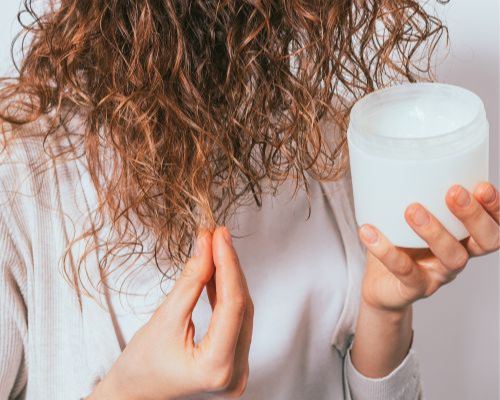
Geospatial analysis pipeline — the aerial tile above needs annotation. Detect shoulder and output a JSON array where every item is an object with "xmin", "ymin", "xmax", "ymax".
[
  {"xmin": 0, "ymin": 111, "xmax": 85, "ymax": 205},
  {"xmin": 0, "ymin": 118, "xmax": 49, "ymax": 210},
  {"xmin": 0, "ymin": 112, "xmax": 85, "ymax": 262},
  {"xmin": 0, "ymin": 113, "xmax": 56, "ymax": 177}
]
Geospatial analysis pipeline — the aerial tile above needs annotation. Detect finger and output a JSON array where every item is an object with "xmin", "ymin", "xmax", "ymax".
[
  {"xmin": 206, "ymin": 272, "xmax": 217, "ymax": 310},
  {"xmin": 472, "ymin": 182, "xmax": 499, "ymax": 223},
  {"xmin": 359, "ymin": 224, "xmax": 427, "ymax": 298},
  {"xmin": 198, "ymin": 226, "xmax": 246, "ymax": 368},
  {"xmin": 460, "ymin": 235, "xmax": 487, "ymax": 257},
  {"xmin": 404, "ymin": 203, "xmax": 469, "ymax": 274},
  {"xmin": 224, "ymin": 241, "xmax": 254, "ymax": 395},
  {"xmin": 203, "ymin": 228, "xmax": 254, "ymax": 396},
  {"xmin": 446, "ymin": 184, "xmax": 499, "ymax": 252},
  {"xmin": 159, "ymin": 228, "xmax": 214, "ymax": 323},
  {"xmin": 236, "ymin": 261, "xmax": 254, "ymax": 368}
]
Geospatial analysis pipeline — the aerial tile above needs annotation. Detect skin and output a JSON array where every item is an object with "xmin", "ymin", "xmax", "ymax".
[
  {"xmin": 89, "ymin": 181, "xmax": 499, "ymax": 398},
  {"xmin": 88, "ymin": 227, "xmax": 254, "ymax": 400}
]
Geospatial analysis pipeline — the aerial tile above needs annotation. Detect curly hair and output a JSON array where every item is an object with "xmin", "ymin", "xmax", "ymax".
[{"xmin": 0, "ymin": 0, "xmax": 448, "ymax": 296}]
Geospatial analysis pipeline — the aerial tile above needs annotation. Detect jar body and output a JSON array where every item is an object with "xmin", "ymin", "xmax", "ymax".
[{"xmin": 347, "ymin": 92, "xmax": 489, "ymax": 248}]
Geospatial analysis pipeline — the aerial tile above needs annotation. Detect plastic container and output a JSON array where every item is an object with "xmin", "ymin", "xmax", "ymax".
[{"xmin": 347, "ymin": 82, "xmax": 489, "ymax": 248}]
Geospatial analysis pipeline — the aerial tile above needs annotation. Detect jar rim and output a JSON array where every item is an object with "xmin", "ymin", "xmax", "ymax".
[{"xmin": 347, "ymin": 82, "xmax": 487, "ymax": 158}]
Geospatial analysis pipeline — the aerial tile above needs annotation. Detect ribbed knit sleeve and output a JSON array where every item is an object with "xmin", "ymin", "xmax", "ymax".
[
  {"xmin": 0, "ymin": 131, "xmax": 30, "ymax": 399},
  {"xmin": 0, "ymin": 209, "xmax": 28, "ymax": 399},
  {"xmin": 343, "ymin": 340, "xmax": 423, "ymax": 400}
]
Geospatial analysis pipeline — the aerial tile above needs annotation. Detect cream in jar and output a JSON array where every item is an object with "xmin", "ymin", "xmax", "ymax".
[{"xmin": 347, "ymin": 82, "xmax": 490, "ymax": 248}]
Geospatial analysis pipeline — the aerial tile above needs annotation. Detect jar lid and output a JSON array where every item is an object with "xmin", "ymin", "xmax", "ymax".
[{"xmin": 347, "ymin": 82, "xmax": 488, "ymax": 159}]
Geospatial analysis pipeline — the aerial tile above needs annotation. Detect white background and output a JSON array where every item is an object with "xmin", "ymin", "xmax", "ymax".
[{"xmin": 0, "ymin": 1, "xmax": 498, "ymax": 399}]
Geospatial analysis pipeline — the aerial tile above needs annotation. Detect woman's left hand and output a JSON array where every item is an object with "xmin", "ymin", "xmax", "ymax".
[{"xmin": 359, "ymin": 181, "xmax": 499, "ymax": 312}]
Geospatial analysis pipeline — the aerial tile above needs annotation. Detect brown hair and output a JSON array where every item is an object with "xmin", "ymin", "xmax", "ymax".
[{"xmin": 0, "ymin": 0, "xmax": 448, "ymax": 294}]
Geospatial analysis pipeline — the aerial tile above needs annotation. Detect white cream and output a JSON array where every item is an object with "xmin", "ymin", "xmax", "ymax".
[{"xmin": 347, "ymin": 82, "xmax": 489, "ymax": 248}]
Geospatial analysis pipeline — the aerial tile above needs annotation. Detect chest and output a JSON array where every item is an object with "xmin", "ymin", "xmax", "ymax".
[
  {"xmin": 25, "ymin": 174, "xmax": 354, "ymax": 399},
  {"xmin": 104, "ymin": 179, "xmax": 350, "ymax": 398}
]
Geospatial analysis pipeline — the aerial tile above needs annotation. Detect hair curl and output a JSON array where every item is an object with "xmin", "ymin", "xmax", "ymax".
[{"xmin": 0, "ymin": 0, "xmax": 448, "ymax": 296}]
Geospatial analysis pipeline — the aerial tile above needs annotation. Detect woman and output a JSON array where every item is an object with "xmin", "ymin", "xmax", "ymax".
[{"xmin": 0, "ymin": 1, "xmax": 498, "ymax": 399}]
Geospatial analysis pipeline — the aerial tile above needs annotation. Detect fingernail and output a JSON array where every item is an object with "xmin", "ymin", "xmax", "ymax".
[
  {"xmin": 481, "ymin": 184, "xmax": 496, "ymax": 204},
  {"xmin": 411, "ymin": 205, "xmax": 430, "ymax": 226},
  {"xmin": 222, "ymin": 227, "xmax": 233, "ymax": 246},
  {"xmin": 193, "ymin": 232, "xmax": 206, "ymax": 257},
  {"xmin": 453, "ymin": 186, "xmax": 471, "ymax": 207},
  {"xmin": 360, "ymin": 225, "xmax": 378, "ymax": 244}
]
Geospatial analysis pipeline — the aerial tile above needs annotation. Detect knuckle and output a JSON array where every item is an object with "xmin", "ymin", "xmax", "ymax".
[
  {"xmin": 487, "ymin": 194, "xmax": 499, "ymax": 210},
  {"xmin": 397, "ymin": 257, "xmax": 414, "ymax": 277},
  {"xmin": 451, "ymin": 250, "xmax": 469, "ymax": 270},
  {"xmin": 425, "ymin": 224, "xmax": 443, "ymax": 243},
  {"xmin": 206, "ymin": 364, "xmax": 233, "ymax": 391},
  {"xmin": 180, "ymin": 260, "xmax": 210, "ymax": 285},
  {"xmin": 422, "ymin": 280, "xmax": 441, "ymax": 298},
  {"xmin": 489, "ymin": 232, "xmax": 500, "ymax": 251},
  {"xmin": 380, "ymin": 246, "xmax": 396, "ymax": 264},
  {"xmin": 380, "ymin": 247, "xmax": 415, "ymax": 278},
  {"xmin": 229, "ymin": 295, "xmax": 247, "ymax": 316},
  {"xmin": 437, "ymin": 267, "xmax": 456, "ymax": 284},
  {"xmin": 181, "ymin": 261, "xmax": 198, "ymax": 280},
  {"xmin": 224, "ymin": 364, "xmax": 250, "ymax": 398},
  {"xmin": 482, "ymin": 241, "xmax": 498, "ymax": 253},
  {"xmin": 226, "ymin": 375, "xmax": 249, "ymax": 398},
  {"xmin": 467, "ymin": 202, "xmax": 483, "ymax": 220},
  {"xmin": 476, "ymin": 232, "xmax": 499, "ymax": 253},
  {"xmin": 246, "ymin": 299, "xmax": 255, "ymax": 318}
]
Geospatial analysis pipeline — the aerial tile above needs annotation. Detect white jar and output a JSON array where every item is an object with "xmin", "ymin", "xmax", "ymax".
[{"xmin": 347, "ymin": 82, "xmax": 489, "ymax": 248}]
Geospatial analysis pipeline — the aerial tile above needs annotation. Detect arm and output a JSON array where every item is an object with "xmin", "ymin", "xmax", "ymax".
[
  {"xmin": 351, "ymin": 299, "xmax": 412, "ymax": 378},
  {"xmin": 343, "ymin": 296, "xmax": 422, "ymax": 400},
  {"xmin": 0, "ymin": 212, "xmax": 28, "ymax": 399},
  {"xmin": 342, "ymin": 255, "xmax": 422, "ymax": 400},
  {"xmin": 0, "ymin": 294, "xmax": 26, "ymax": 400}
]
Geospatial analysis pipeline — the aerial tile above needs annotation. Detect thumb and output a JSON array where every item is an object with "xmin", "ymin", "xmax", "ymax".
[
  {"xmin": 212, "ymin": 226, "xmax": 240, "ymax": 273},
  {"xmin": 211, "ymin": 226, "xmax": 244, "ymax": 301},
  {"xmin": 156, "ymin": 228, "xmax": 214, "ymax": 322}
]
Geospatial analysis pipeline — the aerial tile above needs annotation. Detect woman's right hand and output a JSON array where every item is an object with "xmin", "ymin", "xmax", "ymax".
[{"xmin": 88, "ymin": 226, "xmax": 254, "ymax": 400}]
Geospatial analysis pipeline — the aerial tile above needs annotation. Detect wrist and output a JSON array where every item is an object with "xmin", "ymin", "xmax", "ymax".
[
  {"xmin": 351, "ymin": 298, "xmax": 414, "ymax": 378},
  {"xmin": 359, "ymin": 296, "xmax": 412, "ymax": 325},
  {"xmin": 87, "ymin": 366, "xmax": 137, "ymax": 400}
]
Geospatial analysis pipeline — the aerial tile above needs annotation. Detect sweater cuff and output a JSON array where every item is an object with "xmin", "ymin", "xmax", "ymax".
[{"xmin": 344, "ymin": 344, "xmax": 422, "ymax": 400}]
